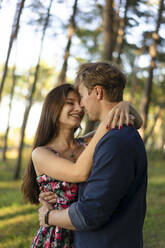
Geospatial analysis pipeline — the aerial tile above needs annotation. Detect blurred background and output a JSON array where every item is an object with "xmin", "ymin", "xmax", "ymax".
[{"xmin": 0, "ymin": 0, "xmax": 165, "ymax": 247}]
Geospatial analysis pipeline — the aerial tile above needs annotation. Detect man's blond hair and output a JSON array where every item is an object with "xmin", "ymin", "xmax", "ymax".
[{"xmin": 75, "ymin": 62, "xmax": 126, "ymax": 102}]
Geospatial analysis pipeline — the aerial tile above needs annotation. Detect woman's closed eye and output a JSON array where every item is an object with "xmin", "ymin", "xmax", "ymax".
[{"xmin": 66, "ymin": 101, "xmax": 74, "ymax": 105}]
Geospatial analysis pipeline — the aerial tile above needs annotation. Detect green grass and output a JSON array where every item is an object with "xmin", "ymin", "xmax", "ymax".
[
  {"xmin": 0, "ymin": 150, "xmax": 165, "ymax": 247},
  {"xmin": 0, "ymin": 158, "xmax": 39, "ymax": 248},
  {"xmin": 143, "ymin": 151, "xmax": 165, "ymax": 248}
]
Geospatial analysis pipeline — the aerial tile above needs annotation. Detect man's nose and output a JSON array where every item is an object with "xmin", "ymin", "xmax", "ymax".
[{"xmin": 80, "ymin": 99, "xmax": 84, "ymax": 108}]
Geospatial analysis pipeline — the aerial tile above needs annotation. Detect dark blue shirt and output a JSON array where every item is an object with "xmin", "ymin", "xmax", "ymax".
[{"xmin": 69, "ymin": 126, "xmax": 147, "ymax": 248}]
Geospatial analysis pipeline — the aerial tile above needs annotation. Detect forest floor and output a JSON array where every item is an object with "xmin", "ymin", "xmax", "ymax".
[{"xmin": 0, "ymin": 150, "xmax": 165, "ymax": 248}]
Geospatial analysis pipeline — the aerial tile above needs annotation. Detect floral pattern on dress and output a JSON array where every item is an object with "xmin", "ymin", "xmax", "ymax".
[{"xmin": 31, "ymin": 169, "xmax": 78, "ymax": 248}]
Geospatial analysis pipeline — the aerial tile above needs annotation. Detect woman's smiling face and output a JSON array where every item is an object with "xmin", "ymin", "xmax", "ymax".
[{"xmin": 58, "ymin": 91, "xmax": 84, "ymax": 129}]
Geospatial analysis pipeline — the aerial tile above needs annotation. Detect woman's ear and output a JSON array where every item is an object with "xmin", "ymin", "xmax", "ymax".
[{"xmin": 94, "ymin": 86, "xmax": 104, "ymax": 100}]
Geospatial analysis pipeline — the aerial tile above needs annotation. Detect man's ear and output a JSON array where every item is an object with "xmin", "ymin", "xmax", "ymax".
[{"xmin": 94, "ymin": 86, "xmax": 104, "ymax": 100}]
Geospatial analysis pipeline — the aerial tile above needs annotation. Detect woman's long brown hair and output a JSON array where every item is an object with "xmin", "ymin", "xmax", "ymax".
[{"xmin": 21, "ymin": 84, "xmax": 78, "ymax": 204}]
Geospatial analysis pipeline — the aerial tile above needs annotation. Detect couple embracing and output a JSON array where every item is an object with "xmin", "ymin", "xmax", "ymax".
[{"xmin": 22, "ymin": 62, "xmax": 147, "ymax": 248}]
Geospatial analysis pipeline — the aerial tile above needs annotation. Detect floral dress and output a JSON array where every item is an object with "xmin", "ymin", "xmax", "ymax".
[
  {"xmin": 31, "ymin": 173, "xmax": 77, "ymax": 248},
  {"xmin": 31, "ymin": 139, "xmax": 86, "ymax": 248}
]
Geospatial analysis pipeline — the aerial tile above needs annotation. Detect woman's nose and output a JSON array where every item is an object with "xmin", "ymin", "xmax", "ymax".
[{"xmin": 75, "ymin": 104, "xmax": 83, "ymax": 113}]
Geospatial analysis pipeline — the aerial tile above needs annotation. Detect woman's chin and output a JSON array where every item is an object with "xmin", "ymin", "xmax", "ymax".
[
  {"xmin": 66, "ymin": 121, "xmax": 80, "ymax": 129},
  {"xmin": 69, "ymin": 118, "xmax": 82, "ymax": 127}
]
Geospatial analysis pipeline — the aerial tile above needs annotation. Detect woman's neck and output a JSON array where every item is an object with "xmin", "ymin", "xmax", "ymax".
[{"xmin": 48, "ymin": 127, "xmax": 76, "ymax": 151}]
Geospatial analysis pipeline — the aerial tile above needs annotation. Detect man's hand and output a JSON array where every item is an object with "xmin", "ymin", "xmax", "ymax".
[
  {"xmin": 38, "ymin": 189, "xmax": 75, "ymax": 229},
  {"xmin": 39, "ymin": 205, "xmax": 51, "ymax": 227},
  {"xmin": 39, "ymin": 187, "xmax": 57, "ymax": 208},
  {"xmin": 39, "ymin": 188, "xmax": 58, "ymax": 227}
]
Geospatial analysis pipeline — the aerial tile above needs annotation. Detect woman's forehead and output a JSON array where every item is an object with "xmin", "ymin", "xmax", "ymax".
[{"xmin": 67, "ymin": 90, "xmax": 80, "ymax": 100}]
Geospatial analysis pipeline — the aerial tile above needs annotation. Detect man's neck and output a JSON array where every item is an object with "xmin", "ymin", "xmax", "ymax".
[{"xmin": 99, "ymin": 101, "xmax": 119, "ymax": 122}]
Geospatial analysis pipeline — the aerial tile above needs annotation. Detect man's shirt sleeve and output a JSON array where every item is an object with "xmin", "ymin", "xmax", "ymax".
[{"xmin": 68, "ymin": 134, "xmax": 135, "ymax": 231}]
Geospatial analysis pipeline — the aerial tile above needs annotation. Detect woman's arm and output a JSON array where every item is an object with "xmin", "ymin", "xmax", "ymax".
[
  {"xmin": 32, "ymin": 121, "xmax": 108, "ymax": 182},
  {"xmin": 32, "ymin": 101, "xmax": 140, "ymax": 184},
  {"xmin": 32, "ymin": 120, "xmax": 107, "ymax": 183},
  {"xmin": 81, "ymin": 102, "xmax": 142, "ymax": 145}
]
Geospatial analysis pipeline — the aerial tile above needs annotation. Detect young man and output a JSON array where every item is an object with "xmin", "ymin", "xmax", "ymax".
[{"xmin": 39, "ymin": 62, "xmax": 147, "ymax": 248}]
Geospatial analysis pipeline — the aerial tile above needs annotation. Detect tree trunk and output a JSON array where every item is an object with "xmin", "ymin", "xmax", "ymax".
[
  {"xmin": 141, "ymin": 0, "xmax": 164, "ymax": 139},
  {"xmin": 162, "ymin": 124, "xmax": 165, "ymax": 159},
  {"xmin": 129, "ymin": 66, "xmax": 138, "ymax": 104},
  {"xmin": 112, "ymin": 0, "xmax": 122, "ymax": 55},
  {"xmin": 116, "ymin": 0, "xmax": 129, "ymax": 64},
  {"xmin": 0, "ymin": 0, "xmax": 25, "ymax": 102},
  {"xmin": 57, "ymin": 0, "xmax": 78, "ymax": 86},
  {"xmin": 144, "ymin": 103, "xmax": 165, "ymax": 145},
  {"xmin": 103, "ymin": 0, "xmax": 114, "ymax": 61},
  {"xmin": 14, "ymin": 103, "xmax": 30, "ymax": 179},
  {"xmin": 14, "ymin": 0, "xmax": 53, "ymax": 179},
  {"xmin": 2, "ymin": 65, "xmax": 17, "ymax": 161},
  {"xmin": 86, "ymin": 0, "xmax": 114, "ymax": 132}
]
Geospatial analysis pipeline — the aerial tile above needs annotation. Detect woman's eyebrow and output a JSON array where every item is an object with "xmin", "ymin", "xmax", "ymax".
[{"xmin": 66, "ymin": 98, "xmax": 74, "ymax": 101}]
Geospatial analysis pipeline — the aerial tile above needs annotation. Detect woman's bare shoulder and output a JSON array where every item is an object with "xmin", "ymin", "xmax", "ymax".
[{"xmin": 32, "ymin": 146, "xmax": 52, "ymax": 160}]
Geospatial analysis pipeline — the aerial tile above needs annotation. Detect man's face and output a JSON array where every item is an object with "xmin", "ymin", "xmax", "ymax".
[{"xmin": 78, "ymin": 83, "xmax": 99, "ymax": 121}]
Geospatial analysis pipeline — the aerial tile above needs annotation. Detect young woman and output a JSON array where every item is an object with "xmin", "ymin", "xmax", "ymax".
[{"xmin": 21, "ymin": 84, "xmax": 142, "ymax": 248}]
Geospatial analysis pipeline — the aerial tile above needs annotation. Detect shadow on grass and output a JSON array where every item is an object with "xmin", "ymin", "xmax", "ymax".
[
  {"xmin": 0, "ymin": 211, "xmax": 39, "ymax": 248},
  {"xmin": 0, "ymin": 206, "xmax": 37, "ymax": 221}
]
